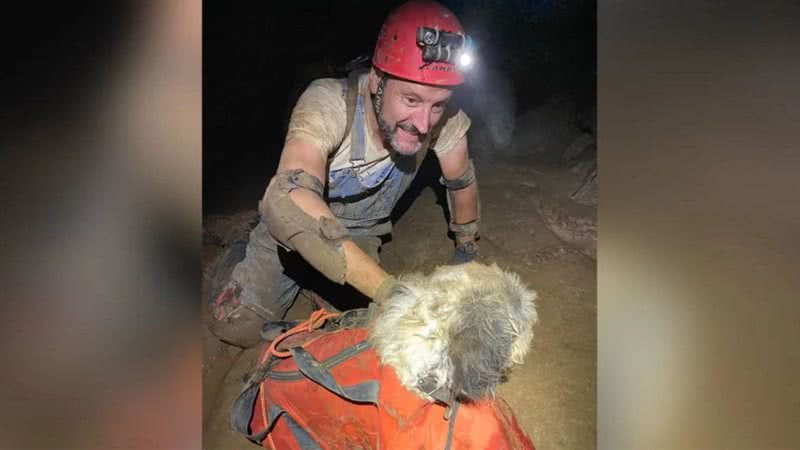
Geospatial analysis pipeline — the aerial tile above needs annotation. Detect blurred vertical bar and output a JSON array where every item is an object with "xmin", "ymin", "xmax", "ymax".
[
  {"xmin": 599, "ymin": 0, "xmax": 800, "ymax": 448},
  {"xmin": 0, "ymin": 0, "xmax": 201, "ymax": 448}
]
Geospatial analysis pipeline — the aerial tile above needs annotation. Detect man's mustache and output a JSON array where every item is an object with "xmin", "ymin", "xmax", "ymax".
[{"xmin": 395, "ymin": 121, "xmax": 425, "ymax": 138}]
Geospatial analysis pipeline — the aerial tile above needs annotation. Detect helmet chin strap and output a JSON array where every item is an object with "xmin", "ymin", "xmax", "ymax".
[{"xmin": 371, "ymin": 72, "xmax": 387, "ymax": 117}]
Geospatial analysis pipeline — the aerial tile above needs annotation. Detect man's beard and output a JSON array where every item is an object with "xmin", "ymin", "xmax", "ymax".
[{"xmin": 376, "ymin": 113, "xmax": 426, "ymax": 155}]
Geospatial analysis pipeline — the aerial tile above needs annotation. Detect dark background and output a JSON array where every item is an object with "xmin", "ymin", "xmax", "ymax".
[{"xmin": 203, "ymin": 0, "xmax": 596, "ymax": 214}]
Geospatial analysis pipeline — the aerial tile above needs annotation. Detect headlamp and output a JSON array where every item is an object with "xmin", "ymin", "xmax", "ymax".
[
  {"xmin": 458, "ymin": 52, "xmax": 472, "ymax": 68},
  {"xmin": 416, "ymin": 27, "xmax": 474, "ymax": 69}
]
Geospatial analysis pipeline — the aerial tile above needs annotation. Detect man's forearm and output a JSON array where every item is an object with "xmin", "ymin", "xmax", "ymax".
[
  {"xmin": 342, "ymin": 241, "xmax": 389, "ymax": 299},
  {"xmin": 272, "ymin": 139, "xmax": 390, "ymax": 298},
  {"xmin": 450, "ymin": 180, "xmax": 480, "ymax": 243},
  {"xmin": 289, "ymin": 187, "xmax": 389, "ymax": 298}
]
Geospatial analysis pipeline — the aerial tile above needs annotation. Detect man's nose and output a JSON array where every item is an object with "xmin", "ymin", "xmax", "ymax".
[{"xmin": 410, "ymin": 107, "xmax": 431, "ymax": 135}]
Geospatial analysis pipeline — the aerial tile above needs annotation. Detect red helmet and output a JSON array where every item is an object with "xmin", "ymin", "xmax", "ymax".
[{"xmin": 372, "ymin": 1, "xmax": 467, "ymax": 86}]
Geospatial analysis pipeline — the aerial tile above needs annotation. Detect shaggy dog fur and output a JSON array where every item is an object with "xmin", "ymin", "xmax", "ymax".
[{"xmin": 369, "ymin": 262, "xmax": 538, "ymax": 403}]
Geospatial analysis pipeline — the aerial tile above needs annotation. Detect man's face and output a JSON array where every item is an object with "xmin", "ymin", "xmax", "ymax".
[{"xmin": 370, "ymin": 73, "xmax": 454, "ymax": 155}]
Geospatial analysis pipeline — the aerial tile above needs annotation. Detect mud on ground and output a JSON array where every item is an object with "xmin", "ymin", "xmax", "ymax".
[{"xmin": 202, "ymin": 157, "xmax": 596, "ymax": 450}]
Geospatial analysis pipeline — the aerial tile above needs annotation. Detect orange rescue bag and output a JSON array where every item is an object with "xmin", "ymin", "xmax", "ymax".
[{"xmin": 231, "ymin": 309, "xmax": 535, "ymax": 450}]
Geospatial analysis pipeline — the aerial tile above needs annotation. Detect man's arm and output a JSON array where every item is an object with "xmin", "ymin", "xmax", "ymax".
[
  {"xmin": 437, "ymin": 135, "xmax": 480, "ymax": 245},
  {"xmin": 271, "ymin": 137, "xmax": 390, "ymax": 300}
]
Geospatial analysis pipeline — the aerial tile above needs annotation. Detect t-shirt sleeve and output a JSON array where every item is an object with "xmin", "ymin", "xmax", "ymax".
[
  {"xmin": 284, "ymin": 78, "xmax": 347, "ymax": 160},
  {"xmin": 430, "ymin": 108, "xmax": 471, "ymax": 157}
]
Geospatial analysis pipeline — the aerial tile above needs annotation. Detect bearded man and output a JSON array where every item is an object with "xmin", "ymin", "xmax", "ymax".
[{"xmin": 210, "ymin": 1, "xmax": 481, "ymax": 348}]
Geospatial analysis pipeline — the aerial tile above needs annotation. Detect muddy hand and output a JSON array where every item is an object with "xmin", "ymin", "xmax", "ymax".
[
  {"xmin": 449, "ymin": 240, "xmax": 479, "ymax": 265},
  {"xmin": 373, "ymin": 275, "xmax": 399, "ymax": 304}
]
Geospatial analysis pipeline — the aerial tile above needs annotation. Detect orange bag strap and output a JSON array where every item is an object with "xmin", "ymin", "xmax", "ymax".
[{"xmin": 264, "ymin": 309, "xmax": 341, "ymax": 361}]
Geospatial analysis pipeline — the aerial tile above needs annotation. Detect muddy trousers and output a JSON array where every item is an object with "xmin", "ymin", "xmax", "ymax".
[{"xmin": 227, "ymin": 219, "xmax": 382, "ymax": 321}]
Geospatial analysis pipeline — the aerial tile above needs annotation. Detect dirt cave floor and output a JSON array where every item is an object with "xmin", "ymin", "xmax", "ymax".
[{"xmin": 202, "ymin": 158, "xmax": 597, "ymax": 450}]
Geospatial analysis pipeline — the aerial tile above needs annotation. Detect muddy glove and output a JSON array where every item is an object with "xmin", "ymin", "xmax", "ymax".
[
  {"xmin": 373, "ymin": 275, "xmax": 399, "ymax": 304},
  {"xmin": 449, "ymin": 240, "xmax": 479, "ymax": 265}
]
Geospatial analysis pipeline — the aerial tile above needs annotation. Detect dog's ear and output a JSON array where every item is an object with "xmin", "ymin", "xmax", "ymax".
[
  {"xmin": 448, "ymin": 298, "xmax": 513, "ymax": 400},
  {"xmin": 445, "ymin": 264, "xmax": 538, "ymax": 400}
]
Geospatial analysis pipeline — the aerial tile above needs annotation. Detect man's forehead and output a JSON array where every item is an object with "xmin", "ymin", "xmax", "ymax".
[{"xmin": 392, "ymin": 77, "xmax": 453, "ymax": 102}]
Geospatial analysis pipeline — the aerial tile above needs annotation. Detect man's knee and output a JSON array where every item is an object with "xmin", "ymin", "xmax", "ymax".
[
  {"xmin": 231, "ymin": 236, "xmax": 296, "ymax": 307},
  {"xmin": 245, "ymin": 219, "xmax": 280, "ymax": 254},
  {"xmin": 209, "ymin": 265, "xmax": 300, "ymax": 348}
]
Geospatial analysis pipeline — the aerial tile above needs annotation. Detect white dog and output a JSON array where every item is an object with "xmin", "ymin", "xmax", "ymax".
[{"xmin": 369, "ymin": 262, "xmax": 538, "ymax": 404}]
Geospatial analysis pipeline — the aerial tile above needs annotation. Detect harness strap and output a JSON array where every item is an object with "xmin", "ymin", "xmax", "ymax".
[
  {"xmin": 444, "ymin": 400, "xmax": 461, "ymax": 450},
  {"xmin": 290, "ymin": 346, "xmax": 380, "ymax": 404},
  {"xmin": 344, "ymin": 70, "xmax": 368, "ymax": 162},
  {"xmin": 344, "ymin": 70, "xmax": 360, "ymax": 141},
  {"xmin": 230, "ymin": 382, "xmax": 269, "ymax": 443},
  {"xmin": 231, "ymin": 336, "xmax": 376, "ymax": 443},
  {"xmin": 283, "ymin": 412, "xmax": 324, "ymax": 450},
  {"xmin": 233, "ymin": 389, "xmax": 326, "ymax": 449}
]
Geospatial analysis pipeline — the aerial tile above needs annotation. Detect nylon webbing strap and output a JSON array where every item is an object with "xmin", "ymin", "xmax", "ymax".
[
  {"xmin": 444, "ymin": 400, "xmax": 461, "ymax": 450},
  {"xmin": 230, "ymin": 382, "xmax": 258, "ymax": 436},
  {"xmin": 344, "ymin": 69, "xmax": 368, "ymax": 164},
  {"xmin": 441, "ymin": 159, "xmax": 476, "ymax": 191},
  {"xmin": 348, "ymin": 71, "xmax": 368, "ymax": 162},
  {"xmin": 290, "ymin": 346, "xmax": 379, "ymax": 404},
  {"xmin": 286, "ymin": 169, "xmax": 325, "ymax": 197},
  {"xmin": 449, "ymin": 220, "xmax": 479, "ymax": 237},
  {"xmin": 230, "ymin": 382, "xmax": 270, "ymax": 443},
  {"xmin": 350, "ymin": 94, "xmax": 367, "ymax": 161},
  {"xmin": 284, "ymin": 412, "xmax": 324, "ymax": 449},
  {"xmin": 344, "ymin": 70, "xmax": 360, "ymax": 142}
]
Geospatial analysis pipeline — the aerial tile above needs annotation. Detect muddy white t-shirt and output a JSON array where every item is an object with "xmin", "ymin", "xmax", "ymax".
[{"xmin": 284, "ymin": 73, "xmax": 471, "ymax": 178}]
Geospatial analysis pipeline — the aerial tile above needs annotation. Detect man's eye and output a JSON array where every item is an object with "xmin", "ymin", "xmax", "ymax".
[
  {"xmin": 405, "ymin": 96, "xmax": 419, "ymax": 105},
  {"xmin": 432, "ymin": 104, "xmax": 445, "ymax": 113}
]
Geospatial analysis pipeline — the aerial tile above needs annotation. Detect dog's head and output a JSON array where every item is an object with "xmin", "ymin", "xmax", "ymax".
[{"xmin": 368, "ymin": 262, "xmax": 538, "ymax": 403}]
